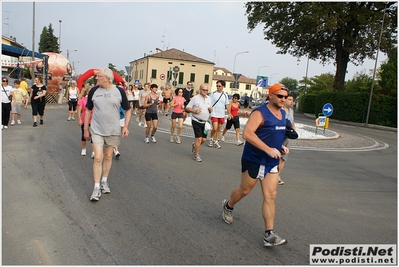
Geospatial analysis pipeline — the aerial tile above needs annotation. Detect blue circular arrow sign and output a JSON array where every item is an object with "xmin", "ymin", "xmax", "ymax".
[{"xmin": 322, "ymin": 103, "xmax": 333, "ymax": 117}]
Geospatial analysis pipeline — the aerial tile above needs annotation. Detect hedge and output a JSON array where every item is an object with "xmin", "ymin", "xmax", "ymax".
[{"xmin": 298, "ymin": 92, "xmax": 397, "ymax": 128}]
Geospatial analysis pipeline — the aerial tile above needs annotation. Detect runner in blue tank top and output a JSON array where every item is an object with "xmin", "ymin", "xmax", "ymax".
[{"xmin": 222, "ymin": 83, "xmax": 290, "ymax": 247}]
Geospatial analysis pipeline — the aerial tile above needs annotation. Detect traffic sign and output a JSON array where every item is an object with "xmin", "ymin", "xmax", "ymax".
[
  {"xmin": 256, "ymin": 76, "xmax": 268, "ymax": 87},
  {"xmin": 172, "ymin": 81, "xmax": 177, "ymax": 86},
  {"xmin": 160, "ymin": 74, "xmax": 165, "ymax": 80},
  {"xmin": 173, "ymin": 66, "xmax": 180, "ymax": 72},
  {"xmin": 322, "ymin": 103, "xmax": 333, "ymax": 117}
]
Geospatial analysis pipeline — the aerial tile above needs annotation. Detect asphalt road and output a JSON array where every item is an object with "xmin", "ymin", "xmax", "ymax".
[{"xmin": 2, "ymin": 104, "xmax": 397, "ymax": 265}]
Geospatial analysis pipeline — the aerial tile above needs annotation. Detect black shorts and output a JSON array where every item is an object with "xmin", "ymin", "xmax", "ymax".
[
  {"xmin": 80, "ymin": 124, "xmax": 93, "ymax": 142},
  {"xmin": 132, "ymin": 100, "xmax": 139, "ymax": 109},
  {"xmin": 192, "ymin": 120, "xmax": 207, "ymax": 139},
  {"xmin": 68, "ymin": 101, "xmax": 77, "ymax": 111},
  {"xmin": 163, "ymin": 98, "xmax": 171, "ymax": 104},
  {"xmin": 145, "ymin": 112, "xmax": 158, "ymax": 121},
  {"xmin": 171, "ymin": 112, "xmax": 183, "ymax": 119},
  {"xmin": 241, "ymin": 157, "xmax": 279, "ymax": 179},
  {"xmin": 225, "ymin": 116, "xmax": 240, "ymax": 130}
]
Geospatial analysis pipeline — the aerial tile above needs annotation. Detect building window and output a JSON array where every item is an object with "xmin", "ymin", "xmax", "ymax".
[
  {"xmin": 178, "ymin": 72, "xmax": 184, "ymax": 84},
  {"xmin": 192, "ymin": 65, "xmax": 196, "ymax": 67},
  {"xmin": 167, "ymin": 70, "xmax": 172, "ymax": 81},
  {"xmin": 245, "ymin": 84, "xmax": 251, "ymax": 90},
  {"xmin": 180, "ymin": 63, "xmax": 185, "ymax": 66},
  {"xmin": 204, "ymin": 74, "xmax": 209, "ymax": 83},
  {"xmin": 151, "ymin": 69, "xmax": 157, "ymax": 79},
  {"xmin": 168, "ymin": 62, "xmax": 173, "ymax": 64},
  {"xmin": 190, "ymin": 73, "xmax": 195, "ymax": 82}
]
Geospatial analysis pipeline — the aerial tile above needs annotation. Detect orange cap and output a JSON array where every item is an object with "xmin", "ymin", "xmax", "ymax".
[{"xmin": 268, "ymin": 83, "xmax": 288, "ymax": 94}]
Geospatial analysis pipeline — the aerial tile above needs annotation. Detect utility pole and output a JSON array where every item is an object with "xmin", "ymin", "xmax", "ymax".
[
  {"xmin": 59, "ymin": 20, "xmax": 62, "ymax": 53},
  {"xmin": 3, "ymin": 11, "xmax": 12, "ymax": 37},
  {"xmin": 31, "ymin": 2, "xmax": 35, "ymax": 80}
]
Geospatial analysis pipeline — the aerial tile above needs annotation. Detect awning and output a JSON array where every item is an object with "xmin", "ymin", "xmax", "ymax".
[{"xmin": 2, "ymin": 44, "xmax": 46, "ymax": 58}]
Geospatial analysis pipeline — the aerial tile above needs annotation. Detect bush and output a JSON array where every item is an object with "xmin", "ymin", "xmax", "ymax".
[{"xmin": 299, "ymin": 92, "xmax": 397, "ymax": 127}]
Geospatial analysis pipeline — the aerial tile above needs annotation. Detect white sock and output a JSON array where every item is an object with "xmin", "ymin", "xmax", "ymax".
[
  {"xmin": 101, "ymin": 177, "xmax": 108, "ymax": 183},
  {"xmin": 94, "ymin": 183, "xmax": 100, "ymax": 189}
]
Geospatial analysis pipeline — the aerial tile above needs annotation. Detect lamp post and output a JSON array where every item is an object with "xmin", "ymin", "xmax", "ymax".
[
  {"xmin": 257, "ymin": 65, "xmax": 269, "ymax": 76},
  {"xmin": 365, "ymin": 5, "xmax": 387, "ymax": 126},
  {"xmin": 269, "ymin": 73, "xmax": 279, "ymax": 85},
  {"xmin": 58, "ymin": 20, "xmax": 62, "ymax": 53},
  {"xmin": 67, "ymin": 49, "xmax": 78, "ymax": 61},
  {"xmin": 232, "ymin": 51, "xmax": 249, "ymax": 94},
  {"xmin": 72, "ymin": 60, "xmax": 80, "ymax": 79}
]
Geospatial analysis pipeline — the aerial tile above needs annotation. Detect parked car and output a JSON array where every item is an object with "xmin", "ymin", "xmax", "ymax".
[{"xmin": 251, "ymin": 98, "xmax": 265, "ymax": 106}]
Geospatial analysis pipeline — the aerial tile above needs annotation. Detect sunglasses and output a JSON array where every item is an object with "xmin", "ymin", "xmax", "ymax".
[
  {"xmin": 216, "ymin": 85, "xmax": 222, "ymax": 88},
  {"xmin": 273, "ymin": 94, "xmax": 288, "ymax": 99},
  {"xmin": 2, "ymin": 80, "xmax": 8, "ymax": 82}
]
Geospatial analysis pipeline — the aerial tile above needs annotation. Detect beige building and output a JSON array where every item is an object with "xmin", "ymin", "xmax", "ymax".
[
  {"xmin": 212, "ymin": 67, "xmax": 257, "ymax": 97},
  {"xmin": 128, "ymin": 48, "xmax": 259, "ymax": 97},
  {"xmin": 128, "ymin": 48, "xmax": 214, "ymax": 92}
]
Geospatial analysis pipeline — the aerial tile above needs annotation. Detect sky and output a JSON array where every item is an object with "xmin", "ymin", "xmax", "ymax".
[{"xmin": 2, "ymin": 1, "xmax": 388, "ymax": 84}]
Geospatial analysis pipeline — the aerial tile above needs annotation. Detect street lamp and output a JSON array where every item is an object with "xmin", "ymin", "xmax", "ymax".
[
  {"xmin": 270, "ymin": 73, "xmax": 279, "ymax": 85},
  {"xmin": 58, "ymin": 20, "xmax": 62, "ymax": 53},
  {"xmin": 232, "ymin": 51, "xmax": 249, "ymax": 93},
  {"xmin": 366, "ymin": 5, "xmax": 387, "ymax": 126},
  {"xmin": 257, "ymin": 65, "xmax": 269, "ymax": 76},
  {"xmin": 67, "ymin": 49, "xmax": 78, "ymax": 61},
  {"xmin": 72, "ymin": 60, "xmax": 80, "ymax": 79}
]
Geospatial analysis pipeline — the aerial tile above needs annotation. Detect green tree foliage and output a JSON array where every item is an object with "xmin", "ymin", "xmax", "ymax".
[
  {"xmin": 301, "ymin": 73, "xmax": 334, "ymax": 94},
  {"xmin": 245, "ymin": 2, "xmax": 397, "ymax": 92},
  {"xmin": 38, "ymin": 23, "xmax": 60, "ymax": 53},
  {"xmin": 23, "ymin": 68, "xmax": 32, "ymax": 79},
  {"xmin": 108, "ymin": 63, "xmax": 125, "ymax": 79},
  {"xmin": 378, "ymin": 46, "xmax": 397, "ymax": 96},
  {"xmin": 280, "ymin": 77, "xmax": 298, "ymax": 96},
  {"xmin": 345, "ymin": 72, "xmax": 374, "ymax": 93}
]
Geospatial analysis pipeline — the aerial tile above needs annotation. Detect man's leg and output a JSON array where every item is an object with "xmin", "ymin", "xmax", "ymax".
[
  {"xmin": 101, "ymin": 146, "xmax": 114, "ymax": 178},
  {"xmin": 92, "ymin": 145, "xmax": 104, "ymax": 184},
  {"xmin": 215, "ymin": 123, "xmax": 222, "ymax": 141},
  {"xmin": 228, "ymin": 170, "xmax": 258, "ymax": 207},
  {"xmin": 259, "ymin": 172, "xmax": 279, "ymax": 230},
  {"xmin": 222, "ymin": 170, "xmax": 258, "ymax": 224},
  {"xmin": 194, "ymin": 137, "xmax": 202, "ymax": 155}
]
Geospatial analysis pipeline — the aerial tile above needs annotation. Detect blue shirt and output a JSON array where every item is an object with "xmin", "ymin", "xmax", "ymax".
[{"xmin": 242, "ymin": 104, "xmax": 286, "ymax": 166}]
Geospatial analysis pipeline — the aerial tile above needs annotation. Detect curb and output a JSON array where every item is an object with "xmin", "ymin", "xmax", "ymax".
[{"xmin": 302, "ymin": 113, "xmax": 397, "ymax": 132}]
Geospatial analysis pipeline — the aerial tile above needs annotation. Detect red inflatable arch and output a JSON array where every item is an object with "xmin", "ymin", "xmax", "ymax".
[{"xmin": 76, "ymin": 68, "xmax": 125, "ymax": 90}]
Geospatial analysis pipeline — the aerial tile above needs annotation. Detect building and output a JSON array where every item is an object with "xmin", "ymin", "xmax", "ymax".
[
  {"xmin": 128, "ymin": 48, "xmax": 214, "ymax": 92},
  {"xmin": 212, "ymin": 66, "xmax": 257, "ymax": 96},
  {"xmin": 128, "ymin": 47, "xmax": 261, "ymax": 97}
]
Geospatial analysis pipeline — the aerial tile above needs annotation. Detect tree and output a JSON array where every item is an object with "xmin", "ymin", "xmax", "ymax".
[
  {"xmin": 300, "ymin": 73, "xmax": 334, "ymax": 94},
  {"xmin": 378, "ymin": 46, "xmax": 397, "ymax": 96},
  {"xmin": 38, "ymin": 23, "xmax": 60, "ymax": 53},
  {"xmin": 108, "ymin": 63, "xmax": 125, "ymax": 79},
  {"xmin": 280, "ymin": 77, "xmax": 298, "ymax": 97},
  {"xmin": 345, "ymin": 72, "xmax": 374, "ymax": 93},
  {"xmin": 245, "ymin": 2, "xmax": 397, "ymax": 92}
]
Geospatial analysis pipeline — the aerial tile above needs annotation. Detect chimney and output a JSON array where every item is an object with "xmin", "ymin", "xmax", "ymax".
[{"xmin": 149, "ymin": 51, "xmax": 153, "ymax": 55}]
